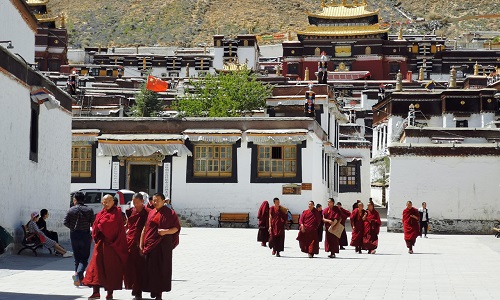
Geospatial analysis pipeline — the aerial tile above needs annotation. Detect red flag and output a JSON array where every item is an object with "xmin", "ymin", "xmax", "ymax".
[{"xmin": 146, "ymin": 75, "xmax": 168, "ymax": 92}]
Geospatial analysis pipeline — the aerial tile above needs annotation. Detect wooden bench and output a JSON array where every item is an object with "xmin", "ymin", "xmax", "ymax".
[
  {"xmin": 17, "ymin": 225, "xmax": 52, "ymax": 256},
  {"xmin": 494, "ymin": 226, "xmax": 500, "ymax": 238},
  {"xmin": 218, "ymin": 213, "xmax": 250, "ymax": 228}
]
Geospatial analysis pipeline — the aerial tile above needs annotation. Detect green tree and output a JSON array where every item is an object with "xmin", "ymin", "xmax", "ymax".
[
  {"xmin": 174, "ymin": 68, "xmax": 273, "ymax": 117},
  {"xmin": 130, "ymin": 83, "xmax": 164, "ymax": 117}
]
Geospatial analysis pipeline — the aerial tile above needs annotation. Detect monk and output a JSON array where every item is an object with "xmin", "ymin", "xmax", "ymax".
[
  {"xmin": 268, "ymin": 197, "xmax": 287, "ymax": 257},
  {"xmin": 336, "ymin": 202, "xmax": 350, "ymax": 250},
  {"xmin": 141, "ymin": 193, "xmax": 181, "ymax": 300},
  {"xmin": 124, "ymin": 193, "xmax": 150, "ymax": 300},
  {"xmin": 257, "ymin": 201, "xmax": 270, "ymax": 247},
  {"xmin": 323, "ymin": 198, "xmax": 341, "ymax": 258},
  {"xmin": 297, "ymin": 201, "xmax": 321, "ymax": 258},
  {"xmin": 83, "ymin": 194, "xmax": 128, "ymax": 300},
  {"xmin": 403, "ymin": 200, "xmax": 420, "ymax": 254},
  {"xmin": 316, "ymin": 204, "xmax": 324, "ymax": 243},
  {"xmin": 363, "ymin": 201, "xmax": 381, "ymax": 254},
  {"xmin": 350, "ymin": 202, "xmax": 366, "ymax": 254}
]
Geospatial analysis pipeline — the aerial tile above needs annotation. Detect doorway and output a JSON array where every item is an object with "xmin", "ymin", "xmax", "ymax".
[{"xmin": 128, "ymin": 164, "xmax": 157, "ymax": 195}]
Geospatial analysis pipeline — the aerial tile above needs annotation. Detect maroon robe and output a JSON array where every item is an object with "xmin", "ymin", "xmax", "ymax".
[
  {"xmin": 124, "ymin": 206, "xmax": 150, "ymax": 292},
  {"xmin": 338, "ymin": 207, "xmax": 350, "ymax": 247},
  {"xmin": 363, "ymin": 209, "xmax": 381, "ymax": 251},
  {"xmin": 403, "ymin": 207, "xmax": 420, "ymax": 249},
  {"xmin": 323, "ymin": 206, "xmax": 341, "ymax": 254},
  {"xmin": 297, "ymin": 209, "xmax": 321, "ymax": 255},
  {"xmin": 82, "ymin": 206, "xmax": 128, "ymax": 291},
  {"xmin": 350, "ymin": 208, "xmax": 366, "ymax": 247},
  {"xmin": 269, "ymin": 206, "xmax": 287, "ymax": 252},
  {"xmin": 142, "ymin": 206, "xmax": 181, "ymax": 294},
  {"xmin": 257, "ymin": 201, "xmax": 270, "ymax": 243}
]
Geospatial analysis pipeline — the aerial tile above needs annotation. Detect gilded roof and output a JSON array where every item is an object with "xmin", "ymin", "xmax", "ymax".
[
  {"xmin": 307, "ymin": 4, "xmax": 379, "ymax": 20},
  {"xmin": 297, "ymin": 24, "xmax": 390, "ymax": 36}
]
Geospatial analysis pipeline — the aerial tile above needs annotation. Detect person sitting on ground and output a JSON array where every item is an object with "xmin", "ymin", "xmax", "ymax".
[
  {"xmin": 27, "ymin": 212, "xmax": 72, "ymax": 257},
  {"xmin": 36, "ymin": 209, "xmax": 59, "ymax": 243}
]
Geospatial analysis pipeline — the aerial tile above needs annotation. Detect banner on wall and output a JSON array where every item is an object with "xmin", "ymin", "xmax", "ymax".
[
  {"xmin": 111, "ymin": 161, "xmax": 120, "ymax": 189},
  {"xmin": 163, "ymin": 162, "xmax": 171, "ymax": 199}
]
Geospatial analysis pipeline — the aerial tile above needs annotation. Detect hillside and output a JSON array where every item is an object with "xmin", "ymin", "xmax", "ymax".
[{"xmin": 47, "ymin": 0, "xmax": 500, "ymax": 48}]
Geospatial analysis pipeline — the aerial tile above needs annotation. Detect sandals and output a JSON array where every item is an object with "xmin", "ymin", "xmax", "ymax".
[{"xmin": 328, "ymin": 254, "xmax": 336, "ymax": 258}]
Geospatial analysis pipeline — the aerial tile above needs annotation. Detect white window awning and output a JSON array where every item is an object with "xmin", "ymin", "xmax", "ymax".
[
  {"xmin": 97, "ymin": 134, "xmax": 192, "ymax": 157},
  {"xmin": 183, "ymin": 129, "xmax": 242, "ymax": 144},
  {"xmin": 72, "ymin": 129, "xmax": 100, "ymax": 142},
  {"xmin": 245, "ymin": 129, "xmax": 309, "ymax": 145}
]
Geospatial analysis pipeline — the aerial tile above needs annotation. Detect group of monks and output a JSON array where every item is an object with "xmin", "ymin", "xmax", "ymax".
[
  {"xmin": 82, "ymin": 192, "xmax": 180, "ymax": 300},
  {"xmin": 257, "ymin": 197, "xmax": 382, "ymax": 258}
]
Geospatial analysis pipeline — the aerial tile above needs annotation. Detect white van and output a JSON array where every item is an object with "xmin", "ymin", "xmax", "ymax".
[{"xmin": 70, "ymin": 189, "xmax": 134, "ymax": 213}]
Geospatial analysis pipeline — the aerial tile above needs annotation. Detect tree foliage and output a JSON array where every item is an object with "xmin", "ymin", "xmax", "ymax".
[
  {"xmin": 174, "ymin": 69, "xmax": 273, "ymax": 117},
  {"xmin": 130, "ymin": 83, "xmax": 164, "ymax": 117}
]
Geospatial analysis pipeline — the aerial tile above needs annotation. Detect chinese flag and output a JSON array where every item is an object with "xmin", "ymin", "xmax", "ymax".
[{"xmin": 146, "ymin": 75, "xmax": 168, "ymax": 92}]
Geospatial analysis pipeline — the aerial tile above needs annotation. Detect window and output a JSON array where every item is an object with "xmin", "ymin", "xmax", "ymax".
[
  {"xmin": 29, "ymin": 101, "xmax": 39, "ymax": 162},
  {"xmin": 339, "ymin": 161, "xmax": 361, "ymax": 193},
  {"xmin": 71, "ymin": 145, "xmax": 93, "ymax": 178},
  {"xmin": 456, "ymin": 120, "xmax": 468, "ymax": 128},
  {"xmin": 257, "ymin": 145, "xmax": 297, "ymax": 178},
  {"xmin": 194, "ymin": 145, "xmax": 232, "ymax": 177}
]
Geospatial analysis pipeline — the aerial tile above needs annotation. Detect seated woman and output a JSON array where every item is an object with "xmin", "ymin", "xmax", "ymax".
[
  {"xmin": 36, "ymin": 209, "xmax": 59, "ymax": 243},
  {"xmin": 27, "ymin": 212, "xmax": 72, "ymax": 257}
]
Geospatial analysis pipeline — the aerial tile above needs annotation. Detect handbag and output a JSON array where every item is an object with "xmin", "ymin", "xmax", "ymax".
[{"xmin": 328, "ymin": 222, "xmax": 344, "ymax": 239}]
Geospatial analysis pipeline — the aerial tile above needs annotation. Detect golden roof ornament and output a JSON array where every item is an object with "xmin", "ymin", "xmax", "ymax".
[
  {"xmin": 474, "ymin": 62, "xmax": 479, "ymax": 75},
  {"xmin": 395, "ymin": 70, "xmax": 403, "ymax": 91}
]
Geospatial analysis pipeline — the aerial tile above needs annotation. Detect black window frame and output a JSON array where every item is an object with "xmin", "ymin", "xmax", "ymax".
[
  {"xmin": 29, "ymin": 101, "xmax": 39, "ymax": 162},
  {"xmin": 339, "ymin": 160, "xmax": 361, "ymax": 193},
  {"xmin": 71, "ymin": 142, "xmax": 97, "ymax": 183},
  {"xmin": 185, "ymin": 140, "xmax": 240, "ymax": 183},
  {"xmin": 248, "ymin": 140, "xmax": 305, "ymax": 183}
]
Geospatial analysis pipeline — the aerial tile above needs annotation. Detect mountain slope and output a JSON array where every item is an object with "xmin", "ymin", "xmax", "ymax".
[{"xmin": 47, "ymin": 0, "xmax": 499, "ymax": 48}]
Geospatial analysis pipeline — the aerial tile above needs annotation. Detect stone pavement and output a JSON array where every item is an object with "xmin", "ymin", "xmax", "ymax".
[{"xmin": 1, "ymin": 227, "xmax": 500, "ymax": 300}]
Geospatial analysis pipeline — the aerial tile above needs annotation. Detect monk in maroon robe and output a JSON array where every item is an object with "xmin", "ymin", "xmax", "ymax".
[
  {"xmin": 140, "ymin": 193, "xmax": 181, "ymax": 300},
  {"xmin": 83, "ymin": 195, "xmax": 128, "ymax": 300},
  {"xmin": 316, "ymin": 204, "xmax": 324, "ymax": 242},
  {"xmin": 336, "ymin": 202, "xmax": 350, "ymax": 249},
  {"xmin": 350, "ymin": 202, "xmax": 366, "ymax": 254},
  {"xmin": 363, "ymin": 201, "xmax": 381, "ymax": 254},
  {"xmin": 297, "ymin": 201, "xmax": 321, "ymax": 258},
  {"xmin": 124, "ymin": 193, "xmax": 150, "ymax": 300},
  {"xmin": 257, "ymin": 201, "xmax": 270, "ymax": 247},
  {"xmin": 268, "ymin": 197, "xmax": 287, "ymax": 257},
  {"xmin": 323, "ymin": 198, "xmax": 341, "ymax": 258},
  {"xmin": 403, "ymin": 200, "xmax": 420, "ymax": 254}
]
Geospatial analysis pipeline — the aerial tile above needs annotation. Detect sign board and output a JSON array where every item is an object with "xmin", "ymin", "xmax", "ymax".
[
  {"xmin": 282, "ymin": 184, "xmax": 301, "ymax": 195},
  {"xmin": 111, "ymin": 162, "xmax": 120, "ymax": 189},
  {"xmin": 301, "ymin": 183, "xmax": 312, "ymax": 190},
  {"xmin": 163, "ymin": 162, "xmax": 171, "ymax": 199}
]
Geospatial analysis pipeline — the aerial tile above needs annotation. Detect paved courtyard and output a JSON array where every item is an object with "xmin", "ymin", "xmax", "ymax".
[{"xmin": 1, "ymin": 227, "xmax": 500, "ymax": 300}]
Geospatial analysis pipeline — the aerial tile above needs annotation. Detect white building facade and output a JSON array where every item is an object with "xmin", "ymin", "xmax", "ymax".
[
  {"xmin": 0, "ymin": 0, "xmax": 74, "ymax": 245},
  {"xmin": 71, "ymin": 118, "xmax": 333, "ymax": 226}
]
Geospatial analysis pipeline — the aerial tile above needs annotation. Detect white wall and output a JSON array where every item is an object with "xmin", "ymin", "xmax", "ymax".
[
  {"xmin": 71, "ymin": 155, "xmax": 112, "ymax": 191},
  {"xmin": 387, "ymin": 155, "xmax": 500, "ymax": 233},
  {"xmin": 170, "ymin": 135, "xmax": 329, "ymax": 227},
  {"xmin": 338, "ymin": 147, "xmax": 371, "ymax": 204},
  {"xmin": 0, "ymin": 1, "xmax": 35, "ymax": 62},
  {"xmin": 0, "ymin": 73, "xmax": 72, "ymax": 243}
]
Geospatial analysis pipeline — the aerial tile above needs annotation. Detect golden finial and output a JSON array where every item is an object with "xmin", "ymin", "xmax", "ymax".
[
  {"xmin": 342, "ymin": 0, "xmax": 347, "ymax": 5},
  {"xmin": 288, "ymin": 31, "xmax": 293, "ymax": 41},
  {"xmin": 418, "ymin": 66, "xmax": 424, "ymax": 81},
  {"xmin": 398, "ymin": 25, "xmax": 403, "ymax": 40},
  {"xmin": 474, "ymin": 61, "xmax": 479, "ymax": 76},
  {"xmin": 363, "ymin": 0, "xmax": 368, "ymax": 5},
  {"xmin": 321, "ymin": 0, "xmax": 326, "ymax": 7},
  {"xmin": 304, "ymin": 67, "xmax": 310, "ymax": 81}
]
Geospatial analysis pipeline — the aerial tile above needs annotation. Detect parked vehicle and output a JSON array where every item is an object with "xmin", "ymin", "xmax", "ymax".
[{"xmin": 69, "ymin": 189, "xmax": 134, "ymax": 213}]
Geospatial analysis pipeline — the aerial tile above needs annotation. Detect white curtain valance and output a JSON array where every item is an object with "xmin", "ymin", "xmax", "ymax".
[
  {"xmin": 246, "ymin": 135, "xmax": 307, "ymax": 145},
  {"xmin": 97, "ymin": 143, "xmax": 192, "ymax": 157},
  {"xmin": 186, "ymin": 135, "xmax": 241, "ymax": 144}
]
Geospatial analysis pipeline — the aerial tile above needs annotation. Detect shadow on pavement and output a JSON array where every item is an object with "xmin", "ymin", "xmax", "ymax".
[
  {"xmin": 0, "ymin": 253, "xmax": 73, "ymax": 271},
  {"xmin": 0, "ymin": 292, "xmax": 78, "ymax": 300}
]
